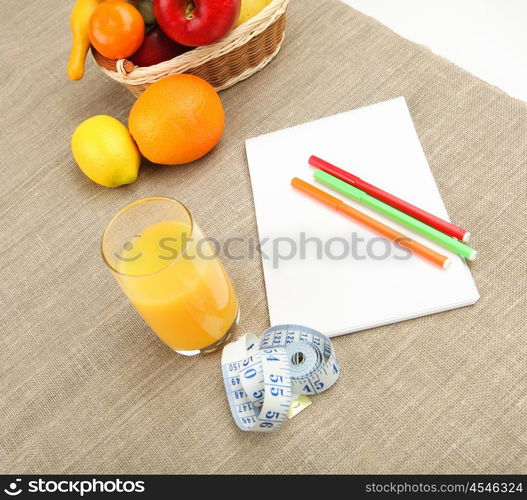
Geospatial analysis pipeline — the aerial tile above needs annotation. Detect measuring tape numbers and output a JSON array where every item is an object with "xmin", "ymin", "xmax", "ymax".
[{"xmin": 221, "ymin": 324, "xmax": 340, "ymax": 432}]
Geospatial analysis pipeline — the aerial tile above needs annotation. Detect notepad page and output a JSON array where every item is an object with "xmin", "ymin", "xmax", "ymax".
[{"xmin": 245, "ymin": 97, "xmax": 479, "ymax": 337}]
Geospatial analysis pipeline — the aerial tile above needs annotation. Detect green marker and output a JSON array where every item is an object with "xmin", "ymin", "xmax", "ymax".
[{"xmin": 314, "ymin": 169, "xmax": 478, "ymax": 261}]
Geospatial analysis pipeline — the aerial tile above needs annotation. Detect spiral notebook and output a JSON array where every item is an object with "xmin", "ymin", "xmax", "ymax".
[{"xmin": 245, "ymin": 97, "xmax": 479, "ymax": 337}]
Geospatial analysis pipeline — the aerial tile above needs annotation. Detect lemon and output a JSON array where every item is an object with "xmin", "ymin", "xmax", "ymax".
[
  {"xmin": 236, "ymin": 0, "xmax": 272, "ymax": 27},
  {"xmin": 71, "ymin": 115, "xmax": 140, "ymax": 187}
]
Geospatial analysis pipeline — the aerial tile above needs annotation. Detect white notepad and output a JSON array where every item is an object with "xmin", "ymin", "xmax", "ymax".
[{"xmin": 245, "ymin": 97, "xmax": 479, "ymax": 337}]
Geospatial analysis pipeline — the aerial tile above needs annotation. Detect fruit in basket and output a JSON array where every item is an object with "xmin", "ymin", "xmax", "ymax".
[
  {"xmin": 153, "ymin": 0, "xmax": 241, "ymax": 46},
  {"xmin": 125, "ymin": 0, "xmax": 156, "ymax": 25},
  {"xmin": 67, "ymin": 0, "xmax": 104, "ymax": 80},
  {"xmin": 130, "ymin": 25, "xmax": 190, "ymax": 66},
  {"xmin": 236, "ymin": 0, "xmax": 272, "ymax": 27},
  {"xmin": 71, "ymin": 115, "xmax": 141, "ymax": 187},
  {"xmin": 89, "ymin": 0, "xmax": 145, "ymax": 59},
  {"xmin": 128, "ymin": 75, "xmax": 224, "ymax": 164}
]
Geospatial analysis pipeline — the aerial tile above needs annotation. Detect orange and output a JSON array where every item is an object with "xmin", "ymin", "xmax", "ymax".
[
  {"xmin": 89, "ymin": 0, "xmax": 144, "ymax": 60},
  {"xmin": 128, "ymin": 75, "xmax": 225, "ymax": 165}
]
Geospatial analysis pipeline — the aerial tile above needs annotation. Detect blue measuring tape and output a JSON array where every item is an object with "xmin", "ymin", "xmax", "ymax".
[{"xmin": 221, "ymin": 324, "xmax": 340, "ymax": 432}]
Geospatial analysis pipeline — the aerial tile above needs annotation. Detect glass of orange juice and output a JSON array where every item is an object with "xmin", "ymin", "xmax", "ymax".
[{"xmin": 101, "ymin": 197, "xmax": 239, "ymax": 356}]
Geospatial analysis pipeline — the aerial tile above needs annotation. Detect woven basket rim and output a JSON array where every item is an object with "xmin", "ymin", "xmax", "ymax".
[{"xmin": 94, "ymin": 0, "xmax": 290, "ymax": 80}]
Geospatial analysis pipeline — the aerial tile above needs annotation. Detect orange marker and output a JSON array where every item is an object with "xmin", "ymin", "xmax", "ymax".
[{"xmin": 291, "ymin": 178, "xmax": 450, "ymax": 269}]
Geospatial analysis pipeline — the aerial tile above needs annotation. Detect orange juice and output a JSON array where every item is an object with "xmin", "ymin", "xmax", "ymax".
[{"xmin": 115, "ymin": 220, "xmax": 238, "ymax": 352}]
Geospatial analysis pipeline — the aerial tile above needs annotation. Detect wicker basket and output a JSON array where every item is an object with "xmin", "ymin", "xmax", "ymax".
[{"xmin": 92, "ymin": 0, "xmax": 289, "ymax": 97}]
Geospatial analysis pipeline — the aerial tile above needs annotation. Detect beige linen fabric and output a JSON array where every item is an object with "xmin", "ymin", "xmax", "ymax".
[{"xmin": 1, "ymin": 0, "xmax": 526, "ymax": 474}]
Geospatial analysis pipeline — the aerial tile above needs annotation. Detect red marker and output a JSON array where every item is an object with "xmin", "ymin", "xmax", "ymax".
[{"xmin": 308, "ymin": 155, "xmax": 471, "ymax": 242}]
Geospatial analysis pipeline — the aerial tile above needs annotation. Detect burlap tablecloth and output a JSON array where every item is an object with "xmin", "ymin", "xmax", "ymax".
[{"xmin": 1, "ymin": 0, "xmax": 526, "ymax": 474}]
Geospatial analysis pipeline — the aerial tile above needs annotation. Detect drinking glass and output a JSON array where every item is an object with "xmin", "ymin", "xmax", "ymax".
[{"xmin": 101, "ymin": 197, "xmax": 239, "ymax": 355}]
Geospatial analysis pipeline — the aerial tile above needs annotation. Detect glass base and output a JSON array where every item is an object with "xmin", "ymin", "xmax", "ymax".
[{"xmin": 173, "ymin": 308, "xmax": 240, "ymax": 357}]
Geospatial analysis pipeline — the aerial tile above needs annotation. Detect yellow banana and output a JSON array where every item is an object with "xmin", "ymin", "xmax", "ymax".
[{"xmin": 67, "ymin": 0, "xmax": 104, "ymax": 81}]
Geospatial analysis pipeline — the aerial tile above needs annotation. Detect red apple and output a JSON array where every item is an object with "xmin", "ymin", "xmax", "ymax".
[
  {"xmin": 153, "ymin": 0, "xmax": 241, "ymax": 46},
  {"xmin": 129, "ymin": 25, "xmax": 191, "ymax": 66}
]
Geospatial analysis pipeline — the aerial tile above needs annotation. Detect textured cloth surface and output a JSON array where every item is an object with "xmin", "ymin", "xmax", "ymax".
[{"xmin": 1, "ymin": 0, "xmax": 526, "ymax": 474}]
